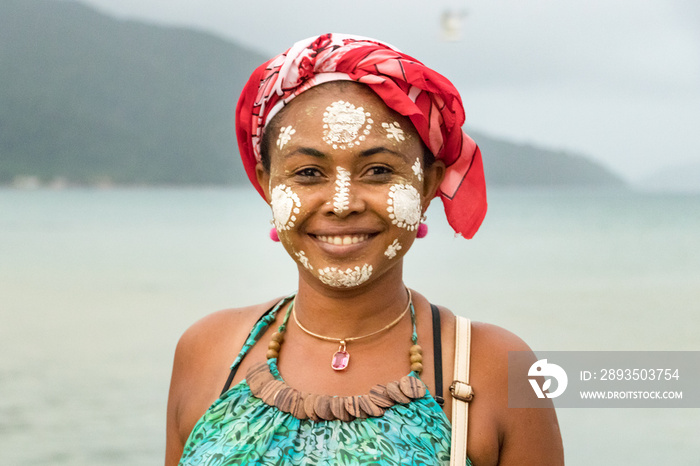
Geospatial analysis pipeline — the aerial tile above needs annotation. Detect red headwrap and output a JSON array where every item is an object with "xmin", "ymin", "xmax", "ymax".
[{"xmin": 236, "ymin": 33, "xmax": 487, "ymax": 238}]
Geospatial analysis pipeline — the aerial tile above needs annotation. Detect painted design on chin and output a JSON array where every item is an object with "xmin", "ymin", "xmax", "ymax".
[
  {"xmin": 387, "ymin": 184, "xmax": 421, "ymax": 231},
  {"xmin": 333, "ymin": 166, "xmax": 351, "ymax": 214},
  {"xmin": 384, "ymin": 239, "xmax": 402, "ymax": 259},
  {"xmin": 412, "ymin": 158, "xmax": 423, "ymax": 181},
  {"xmin": 270, "ymin": 184, "xmax": 301, "ymax": 231},
  {"xmin": 295, "ymin": 251, "xmax": 313, "ymax": 271},
  {"xmin": 276, "ymin": 125, "xmax": 296, "ymax": 150},
  {"xmin": 382, "ymin": 121, "xmax": 405, "ymax": 142},
  {"xmin": 318, "ymin": 264, "xmax": 373, "ymax": 288},
  {"xmin": 322, "ymin": 101, "xmax": 373, "ymax": 150}
]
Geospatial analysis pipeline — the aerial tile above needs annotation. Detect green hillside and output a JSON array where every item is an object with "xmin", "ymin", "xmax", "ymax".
[{"xmin": 0, "ymin": 0, "xmax": 625, "ymax": 187}]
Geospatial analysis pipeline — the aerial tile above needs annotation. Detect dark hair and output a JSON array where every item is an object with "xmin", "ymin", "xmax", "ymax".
[{"xmin": 259, "ymin": 81, "xmax": 435, "ymax": 172}]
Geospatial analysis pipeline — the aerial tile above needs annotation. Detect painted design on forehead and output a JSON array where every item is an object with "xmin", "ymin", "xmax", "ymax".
[
  {"xmin": 322, "ymin": 101, "xmax": 373, "ymax": 150},
  {"xmin": 318, "ymin": 264, "xmax": 373, "ymax": 288},
  {"xmin": 384, "ymin": 239, "xmax": 402, "ymax": 259},
  {"xmin": 333, "ymin": 167, "xmax": 351, "ymax": 214},
  {"xmin": 412, "ymin": 158, "xmax": 423, "ymax": 181},
  {"xmin": 276, "ymin": 125, "xmax": 296, "ymax": 150},
  {"xmin": 382, "ymin": 122, "xmax": 405, "ymax": 142},
  {"xmin": 387, "ymin": 184, "xmax": 421, "ymax": 231},
  {"xmin": 294, "ymin": 251, "xmax": 313, "ymax": 271},
  {"xmin": 270, "ymin": 184, "xmax": 301, "ymax": 231}
]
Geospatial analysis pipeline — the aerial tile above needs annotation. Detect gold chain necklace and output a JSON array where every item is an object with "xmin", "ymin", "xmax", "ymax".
[{"xmin": 291, "ymin": 288, "xmax": 412, "ymax": 371}]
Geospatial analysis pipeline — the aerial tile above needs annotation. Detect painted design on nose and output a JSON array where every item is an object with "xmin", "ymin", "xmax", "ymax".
[
  {"xmin": 277, "ymin": 125, "xmax": 296, "ymax": 150},
  {"xmin": 384, "ymin": 239, "xmax": 402, "ymax": 259},
  {"xmin": 387, "ymin": 184, "xmax": 421, "ymax": 231},
  {"xmin": 333, "ymin": 166, "xmax": 351, "ymax": 214},
  {"xmin": 318, "ymin": 264, "xmax": 373, "ymax": 288},
  {"xmin": 271, "ymin": 184, "xmax": 301, "ymax": 231},
  {"xmin": 382, "ymin": 121, "xmax": 405, "ymax": 142},
  {"xmin": 322, "ymin": 101, "xmax": 373, "ymax": 150},
  {"xmin": 412, "ymin": 158, "xmax": 423, "ymax": 181}
]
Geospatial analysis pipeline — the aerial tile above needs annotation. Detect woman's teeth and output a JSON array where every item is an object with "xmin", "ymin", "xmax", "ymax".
[{"xmin": 317, "ymin": 234, "xmax": 369, "ymax": 245}]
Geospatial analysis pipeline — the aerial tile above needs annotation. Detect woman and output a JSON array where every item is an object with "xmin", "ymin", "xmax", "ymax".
[{"xmin": 166, "ymin": 33, "xmax": 563, "ymax": 465}]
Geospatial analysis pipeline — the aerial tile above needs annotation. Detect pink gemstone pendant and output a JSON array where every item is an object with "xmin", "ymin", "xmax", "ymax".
[{"xmin": 331, "ymin": 341, "xmax": 350, "ymax": 371}]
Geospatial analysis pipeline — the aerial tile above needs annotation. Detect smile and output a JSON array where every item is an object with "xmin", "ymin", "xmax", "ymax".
[{"xmin": 315, "ymin": 234, "xmax": 370, "ymax": 245}]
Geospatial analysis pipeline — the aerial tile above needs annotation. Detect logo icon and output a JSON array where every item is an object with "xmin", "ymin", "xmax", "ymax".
[{"xmin": 528, "ymin": 359, "xmax": 568, "ymax": 398}]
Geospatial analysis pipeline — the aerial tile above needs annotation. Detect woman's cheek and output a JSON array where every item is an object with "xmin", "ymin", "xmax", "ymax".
[
  {"xmin": 386, "ymin": 182, "xmax": 422, "ymax": 231},
  {"xmin": 270, "ymin": 183, "xmax": 301, "ymax": 232}
]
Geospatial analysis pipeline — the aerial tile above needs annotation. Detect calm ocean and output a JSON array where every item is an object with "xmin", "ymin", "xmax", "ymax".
[{"xmin": 1, "ymin": 187, "xmax": 698, "ymax": 465}]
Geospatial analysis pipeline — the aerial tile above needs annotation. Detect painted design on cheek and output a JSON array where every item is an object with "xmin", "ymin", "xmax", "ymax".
[
  {"xmin": 384, "ymin": 239, "xmax": 402, "ymax": 259},
  {"xmin": 318, "ymin": 264, "xmax": 373, "ymax": 288},
  {"xmin": 412, "ymin": 158, "xmax": 423, "ymax": 182},
  {"xmin": 295, "ymin": 251, "xmax": 313, "ymax": 271},
  {"xmin": 322, "ymin": 101, "xmax": 373, "ymax": 150},
  {"xmin": 276, "ymin": 125, "xmax": 296, "ymax": 150},
  {"xmin": 387, "ymin": 184, "xmax": 421, "ymax": 231},
  {"xmin": 270, "ymin": 184, "xmax": 301, "ymax": 231},
  {"xmin": 333, "ymin": 167, "xmax": 351, "ymax": 214},
  {"xmin": 382, "ymin": 121, "xmax": 405, "ymax": 142}
]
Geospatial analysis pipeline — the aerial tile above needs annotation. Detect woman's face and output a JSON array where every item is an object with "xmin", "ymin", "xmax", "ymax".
[{"xmin": 256, "ymin": 83, "xmax": 444, "ymax": 289}]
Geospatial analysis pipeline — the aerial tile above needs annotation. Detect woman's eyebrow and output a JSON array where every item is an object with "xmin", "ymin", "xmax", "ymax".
[
  {"xmin": 287, "ymin": 147, "xmax": 326, "ymax": 158},
  {"xmin": 360, "ymin": 147, "xmax": 410, "ymax": 161}
]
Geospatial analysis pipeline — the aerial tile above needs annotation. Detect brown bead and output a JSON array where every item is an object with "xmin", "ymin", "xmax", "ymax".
[
  {"xmin": 368, "ymin": 384, "xmax": 394, "ymax": 408},
  {"xmin": 275, "ymin": 387, "xmax": 300, "ymax": 413},
  {"xmin": 386, "ymin": 380, "xmax": 411, "ymax": 404},
  {"xmin": 399, "ymin": 375, "xmax": 427, "ymax": 399},
  {"xmin": 247, "ymin": 364, "xmax": 275, "ymax": 397},
  {"xmin": 304, "ymin": 393, "xmax": 322, "ymax": 422},
  {"xmin": 330, "ymin": 396, "xmax": 354, "ymax": 422},
  {"xmin": 358, "ymin": 395, "xmax": 386, "ymax": 417},
  {"xmin": 270, "ymin": 332, "xmax": 284, "ymax": 343},
  {"xmin": 266, "ymin": 349, "xmax": 279, "ymax": 360},
  {"xmin": 314, "ymin": 395, "xmax": 335, "ymax": 421},
  {"xmin": 344, "ymin": 396, "xmax": 368, "ymax": 419},
  {"xmin": 409, "ymin": 353, "xmax": 423, "ymax": 364},
  {"xmin": 260, "ymin": 379, "xmax": 286, "ymax": 406},
  {"xmin": 409, "ymin": 344, "xmax": 423, "ymax": 355},
  {"xmin": 292, "ymin": 394, "xmax": 308, "ymax": 420},
  {"xmin": 410, "ymin": 362, "xmax": 424, "ymax": 373},
  {"xmin": 268, "ymin": 340, "xmax": 281, "ymax": 352}
]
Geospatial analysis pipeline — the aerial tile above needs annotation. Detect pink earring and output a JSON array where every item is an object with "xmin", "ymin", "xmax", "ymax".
[
  {"xmin": 416, "ymin": 223, "xmax": 428, "ymax": 238},
  {"xmin": 269, "ymin": 228, "xmax": 280, "ymax": 242}
]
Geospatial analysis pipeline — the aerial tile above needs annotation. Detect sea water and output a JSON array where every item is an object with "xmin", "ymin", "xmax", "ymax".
[{"xmin": 0, "ymin": 187, "xmax": 698, "ymax": 465}]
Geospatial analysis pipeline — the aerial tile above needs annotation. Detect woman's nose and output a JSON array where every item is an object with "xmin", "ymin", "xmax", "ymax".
[{"xmin": 323, "ymin": 167, "xmax": 365, "ymax": 218}]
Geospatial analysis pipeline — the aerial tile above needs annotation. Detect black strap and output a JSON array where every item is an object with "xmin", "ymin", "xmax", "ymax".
[
  {"xmin": 219, "ymin": 306, "xmax": 276, "ymax": 396},
  {"xmin": 430, "ymin": 303, "xmax": 445, "ymax": 406}
]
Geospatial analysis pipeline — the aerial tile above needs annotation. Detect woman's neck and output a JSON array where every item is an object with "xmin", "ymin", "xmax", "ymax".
[{"xmin": 293, "ymin": 262, "xmax": 409, "ymax": 339}]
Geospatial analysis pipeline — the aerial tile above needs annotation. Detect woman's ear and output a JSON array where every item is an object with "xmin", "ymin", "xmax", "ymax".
[
  {"xmin": 422, "ymin": 159, "xmax": 446, "ymax": 204},
  {"xmin": 255, "ymin": 163, "xmax": 271, "ymax": 203}
]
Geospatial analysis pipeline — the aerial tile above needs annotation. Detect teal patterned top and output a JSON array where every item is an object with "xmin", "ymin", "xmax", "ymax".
[{"xmin": 179, "ymin": 296, "xmax": 472, "ymax": 465}]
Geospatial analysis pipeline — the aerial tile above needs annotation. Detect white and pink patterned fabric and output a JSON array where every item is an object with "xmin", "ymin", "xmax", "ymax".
[{"xmin": 236, "ymin": 33, "xmax": 486, "ymax": 238}]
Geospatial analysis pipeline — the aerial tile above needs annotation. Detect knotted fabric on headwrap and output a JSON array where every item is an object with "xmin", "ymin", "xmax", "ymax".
[{"xmin": 236, "ymin": 33, "xmax": 487, "ymax": 238}]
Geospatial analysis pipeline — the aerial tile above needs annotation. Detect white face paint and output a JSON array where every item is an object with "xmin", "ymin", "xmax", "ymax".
[
  {"xmin": 270, "ymin": 184, "xmax": 301, "ymax": 231},
  {"xmin": 412, "ymin": 158, "xmax": 423, "ymax": 182},
  {"xmin": 318, "ymin": 264, "xmax": 373, "ymax": 288},
  {"xmin": 294, "ymin": 251, "xmax": 313, "ymax": 270},
  {"xmin": 382, "ymin": 121, "xmax": 405, "ymax": 142},
  {"xmin": 384, "ymin": 239, "xmax": 402, "ymax": 259},
  {"xmin": 322, "ymin": 101, "xmax": 373, "ymax": 150},
  {"xmin": 387, "ymin": 184, "xmax": 422, "ymax": 231},
  {"xmin": 276, "ymin": 125, "xmax": 296, "ymax": 150},
  {"xmin": 333, "ymin": 166, "xmax": 351, "ymax": 214}
]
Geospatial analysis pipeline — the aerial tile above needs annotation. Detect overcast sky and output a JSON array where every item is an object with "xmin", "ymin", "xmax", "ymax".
[{"xmin": 67, "ymin": 0, "xmax": 700, "ymax": 181}]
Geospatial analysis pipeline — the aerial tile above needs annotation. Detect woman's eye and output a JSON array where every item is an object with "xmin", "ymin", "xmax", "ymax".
[
  {"xmin": 367, "ymin": 166, "xmax": 393, "ymax": 177},
  {"xmin": 295, "ymin": 167, "xmax": 323, "ymax": 178}
]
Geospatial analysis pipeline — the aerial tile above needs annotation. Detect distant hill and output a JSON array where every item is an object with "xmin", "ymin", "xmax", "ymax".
[{"xmin": 0, "ymin": 0, "xmax": 625, "ymax": 188}]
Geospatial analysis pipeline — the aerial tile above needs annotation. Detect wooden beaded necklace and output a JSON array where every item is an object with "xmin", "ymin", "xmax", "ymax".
[{"xmin": 245, "ymin": 291, "xmax": 430, "ymax": 422}]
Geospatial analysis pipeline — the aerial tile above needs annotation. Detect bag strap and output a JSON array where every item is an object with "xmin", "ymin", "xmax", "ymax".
[{"xmin": 450, "ymin": 316, "xmax": 473, "ymax": 465}]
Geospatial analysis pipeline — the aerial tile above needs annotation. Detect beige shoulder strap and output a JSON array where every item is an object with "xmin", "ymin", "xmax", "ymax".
[{"xmin": 450, "ymin": 316, "xmax": 473, "ymax": 465}]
